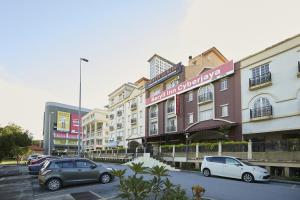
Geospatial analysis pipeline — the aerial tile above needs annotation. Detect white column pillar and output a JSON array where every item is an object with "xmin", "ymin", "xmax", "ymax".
[
  {"xmin": 248, "ymin": 139, "xmax": 253, "ymax": 160},
  {"xmin": 218, "ymin": 141, "xmax": 222, "ymax": 156},
  {"xmin": 172, "ymin": 145, "xmax": 175, "ymax": 158},
  {"xmin": 196, "ymin": 143, "xmax": 199, "ymax": 159}
]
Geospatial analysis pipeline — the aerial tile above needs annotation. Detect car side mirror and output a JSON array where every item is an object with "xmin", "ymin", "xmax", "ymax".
[{"xmin": 90, "ymin": 165, "xmax": 97, "ymax": 169}]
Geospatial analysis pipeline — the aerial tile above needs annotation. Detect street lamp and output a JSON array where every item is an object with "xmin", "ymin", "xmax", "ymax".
[
  {"xmin": 78, "ymin": 57, "xmax": 89, "ymax": 157},
  {"xmin": 185, "ymin": 132, "xmax": 190, "ymax": 162},
  {"xmin": 48, "ymin": 112, "xmax": 54, "ymax": 155}
]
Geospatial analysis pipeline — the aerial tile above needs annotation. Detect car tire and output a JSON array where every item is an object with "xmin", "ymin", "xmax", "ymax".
[
  {"xmin": 100, "ymin": 173, "xmax": 111, "ymax": 184},
  {"xmin": 242, "ymin": 173, "xmax": 254, "ymax": 183},
  {"xmin": 203, "ymin": 168, "xmax": 211, "ymax": 177},
  {"xmin": 47, "ymin": 178, "xmax": 62, "ymax": 191}
]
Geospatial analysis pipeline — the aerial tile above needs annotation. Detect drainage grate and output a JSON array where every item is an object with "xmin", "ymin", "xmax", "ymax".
[{"xmin": 71, "ymin": 191, "xmax": 100, "ymax": 200}]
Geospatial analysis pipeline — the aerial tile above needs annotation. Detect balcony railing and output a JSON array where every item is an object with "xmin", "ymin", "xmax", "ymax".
[
  {"xmin": 167, "ymin": 106, "xmax": 175, "ymax": 113},
  {"xmin": 198, "ymin": 92, "xmax": 213, "ymax": 103},
  {"xmin": 131, "ymin": 103, "xmax": 137, "ymax": 110},
  {"xmin": 131, "ymin": 118, "xmax": 137, "ymax": 125},
  {"xmin": 150, "ymin": 112, "xmax": 157, "ymax": 118},
  {"xmin": 150, "ymin": 129, "xmax": 158, "ymax": 135},
  {"xmin": 250, "ymin": 105, "xmax": 273, "ymax": 119},
  {"xmin": 166, "ymin": 125, "xmax": 176, "ymax": 132},
  {"xmin": 249, "ymin": 72, "xmax": 272, "ymax": 87},
  {"xmin": 117, "ymin": 123, "xmax": 123, "ymax": 129},
  {"xmin": 117, "ymin": 111, "xmax": 122, "ymax": 116},
  {"xmin": 109, "ymin": 126, "xmax": 114, "ymax": 131}
]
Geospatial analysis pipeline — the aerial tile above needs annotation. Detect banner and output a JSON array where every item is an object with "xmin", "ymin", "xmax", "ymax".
[
  {"xmin": 57, "ymin": 111, "xmax": 70, "ymax": 132},
  {"xmin": 71, "ymin": 113, "xmax": 80, "ymax": 134},
  {"xmin": 68, "ymin": 133, "xmax": 79, "ymax": 139},
  {"xmin": 145, "ymin": 60, "xmax": 234, "ymax": 106},
  {"xmin": 54, "ymin": 132, "xmax": 67, "ymax": 138}
]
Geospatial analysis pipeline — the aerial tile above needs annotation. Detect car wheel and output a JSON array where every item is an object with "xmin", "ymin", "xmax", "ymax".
[
  {"xmin": 47, "ymin": 178, "xmax": 62, "ymax": 191},
  {"xmin": 203, "ymin": 168, "xmax": 211, "ymax": 177},
  {"xmin": 100, "ymin": 173, "xmax": 111, "ymax": 184},
  {"xmin": 242, "ymin": 173, "xmax": 254, "ymax": 183}
]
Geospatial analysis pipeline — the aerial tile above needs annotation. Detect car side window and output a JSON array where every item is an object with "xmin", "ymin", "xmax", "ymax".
[
  {"xmin": 75, "ymin": 160, "xmax": 93, "ymax": 168},
  {"xmin": 61, "ymin": 161, "xmax": 74, "ymax": 168},
  {"xmin": 225, "ymin": 158, "xmax": 240, "ymax": 165},
  {"xmin": 212, "ymin": 157, "xmax": 225, "ymax": 164},
  {"xmin": 49, "ymin": 162, "xmax": 61, "ymax": 169}
]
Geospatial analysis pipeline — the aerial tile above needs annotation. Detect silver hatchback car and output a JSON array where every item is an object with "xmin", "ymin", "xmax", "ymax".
[{"xmin": 38, "ymin": 158, "xmax": 114, "ymax": 191}]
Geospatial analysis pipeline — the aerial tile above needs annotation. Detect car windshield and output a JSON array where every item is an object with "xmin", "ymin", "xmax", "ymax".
[{"xmin": 238, "ymin": 159, "xmax": 254, "ymax": 166}]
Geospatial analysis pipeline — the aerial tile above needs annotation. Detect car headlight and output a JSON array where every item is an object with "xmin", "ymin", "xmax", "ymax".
[{"xmin": 106, "ymin": 167, "xmax": 113, "ymax": 171}]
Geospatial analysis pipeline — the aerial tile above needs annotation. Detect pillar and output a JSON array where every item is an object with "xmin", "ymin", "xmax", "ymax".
[
  {"xmin": 195, "ymin": 162, "xmax": 200, "ymax": 169},
  {"xmin": 218, "ymin": 141, "xmax": 222, "ymax": 156},
  {"xmin": 196, "ymin": 143, "xmax": 199, "ymax": 159},
  {"xmin": 247, "ymin": 139, "xmax": 253, "ymax": 160},
  {"xmin": 284, "ymin": 167, "xmax": 290, "ymax": 177},
  {"xmin": 172, "ymin": 145, "xmax": 175, "ymax": 158}
]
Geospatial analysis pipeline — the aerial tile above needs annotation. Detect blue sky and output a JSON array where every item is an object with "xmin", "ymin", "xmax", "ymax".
[{"xmin": 0, "ymin": 0, "xmax": 299, "ymax": 139}]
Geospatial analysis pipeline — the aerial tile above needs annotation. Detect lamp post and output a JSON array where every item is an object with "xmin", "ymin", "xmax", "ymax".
[
  {"xmin": 78, "ymin": 57, "xmax": 89, "ymax": 157},
  {"xmin": 185, "ymin": 132, "xmax": 190, "ymax": 162},
  {"xmin": 48, "ymin": 112, "xmax": 54, "ymax": 155}
]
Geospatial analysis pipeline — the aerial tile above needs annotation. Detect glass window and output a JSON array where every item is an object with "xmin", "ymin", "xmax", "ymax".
[
  {"xmin": 199, "ymin": 109, "xmax": 213, "ymax": 121},
  {"xmin": 188, "ymin": 113, "xmax": 193, "ymax": 124},
  {"xmin": 221, "ymin": 105, "xmax": 229, "ymax": 117},
  {"xmin": 212, "ymin": 157, "xmax": 225, "ymax": 164},
  {"xmin": 252, "ymin": 63, "xmax": 269, "ymax": 78},
  {"xmin": 225, "ymin": 158, "xmax": 240, "ymax": 165},
  {"xmin": 75, "ymin": 160, "xmax": 93, "ymax": 168},
  {"xmin": 188, "ymin": 91, "xmax": 193, "ymax": 102},
  {"xmin": 60, "ymin": 161, "xmax": 74, "ymax": 168},
  {"xmin": 220, "ymin": 79, "xmax": 228, "ymax": 91}
]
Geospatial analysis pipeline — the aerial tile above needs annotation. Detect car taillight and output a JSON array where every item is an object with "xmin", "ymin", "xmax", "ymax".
[{"xmin": 41, "ymin": 170, "xmax": 52, "ymax": 176}]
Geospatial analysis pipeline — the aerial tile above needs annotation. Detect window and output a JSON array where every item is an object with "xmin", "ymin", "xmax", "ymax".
[
  {"xmin": 225, "ymin": 158, "xmax": 241, "ymax": 165},
  {"xmin": 198, "ymin": 85, "xmax": 213, "ymax": 102},
  {"xmin": 166, "ymin": 117, "xmax": 176, "ymax": 132},
  {"xmin": 150, "ymin": 105, "xmax": 158, "ymax": 118},
  {"xmin": 139, "ymin": 110, "xmax": 143, "ymax": 119},
  {"xmin": 60, "ymin": 161, "xmax": 74, "ymax": 168},
  {"xmin": 166, "ymin": 79, "xmax": 179, "ymax": 90},
  {"xmin": 251, "ymin": 97, "xmax": 272, "ymax": 118},
  {"xmin": 188, "ymin": 91, "xmax": 193, "ymax": 102},
  {"xmin": 199, "ymin": 109, "xmax": 213, "ymax": 121},
  {"xmin": 75, "ymin": 160, "xmax": 93, "ymax": 168},
  {"xmin": 250, "ymin": 63, "xmax": 271, "ymax": 87},
  {"xmin": 188, "ymin": 113, "xmax": 193, "ymax": 124},
  {"xmin": 221, "ymin": 105, "xmax": 229, "ymax": 117},
  {"xmin": 150, "ymin": 122, "xmax": 158, "ymax": 135},
  {"xmin": 166, "ymin": 97, "xmax": 175, "ymax": 114},
  {"xmin": 220, "ymin": 79, "xmax": 228, "ymax": 91}
]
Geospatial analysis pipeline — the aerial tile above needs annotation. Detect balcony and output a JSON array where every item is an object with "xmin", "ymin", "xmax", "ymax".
[
  {"xmin": 298, "ymin": 61, "xmax": 300, "ymax": 78},
  {"xmin": 150, "ymin": 129, "xmax": 158, "ymax": 136},
  {"xmin": 250, "ymin": 105, "xmax": 273, "ymax": 120},
  {"xmin": 150, "ymin": 112, "xmax": 157, "ymax": 118},
  {"xmin": 117, "ymin": 136, "xmax": 123, "ymax": 141},
  {"xmin": 167, "ymin": 106, "xmax": 175, "ymax": 114},
  {"xmin": 131, "ymin": 103, "xmax": 137, "ymax": 110},
  {"xmin": 131, "ymin": 118, "xmax": 137, "ymax": 125},
  {"xmin": 117, "ymin": 123, "xmax": 123, "ymax": 129},
  {"xmin": 166, "ymin": 125, "xmax": 176, "ymax": 132},
  {"xmin": 249, "ymin": 72, "xmax": 272, "ymax": 90},
  {"xmin": 198, "ymin": 92, "xmax": 213, "ymax": 104},
  {"xmin": 110, "ymin": 114, "xmax": 114, "ymax": 120},
  {"xmin": 109, "ymin": 126, "xmax": 114, "ymax": 131},
  {"xmin": 117, "ymin": 111, "xmax": 122, "ymax": 116}
]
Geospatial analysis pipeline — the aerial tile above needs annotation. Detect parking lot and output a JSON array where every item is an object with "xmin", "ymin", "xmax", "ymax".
[{"xmin": 0, "ymin": 163, "xmax": 300, "ymax": 200}]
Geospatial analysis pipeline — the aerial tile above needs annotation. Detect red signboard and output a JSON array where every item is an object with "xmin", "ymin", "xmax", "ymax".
[
  {"xmin": 70, "ymin": 113, "xmax": 80, "ymax": 134},
  {"xmin": 54, "ymin": 132, "xmax": 67, "ymax": 138},
  {"xmin": 145, "ymin": 60, "xmax": 234, "ymax": 106},
  {"xmin": 68, "ymin": 133, "xmax": 78, "ymax": 139}
]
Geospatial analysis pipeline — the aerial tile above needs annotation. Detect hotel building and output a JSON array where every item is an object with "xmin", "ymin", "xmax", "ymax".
[{"xmin": 145, "ymin": 48, "xmax": 242, "ymax": 150}]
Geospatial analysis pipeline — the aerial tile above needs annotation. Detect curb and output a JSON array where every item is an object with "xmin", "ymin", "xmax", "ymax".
[{"xmin": 270, "ymin": 179, "xmax": 300, "ymax": 185}]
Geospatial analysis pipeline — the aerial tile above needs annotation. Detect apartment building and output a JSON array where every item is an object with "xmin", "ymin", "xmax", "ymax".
[
  {"xmin": 240, "ymin": 34, "xmax": 300, "ymax": 143},
  {"xmin": 107, "ymin": 77, "xmax": 149, "ymax": 148},
  {"xmin": 82, "ymin": 109, "xmax": 109, "ymax": 151},
  {"xmin": 145, "ymin": 48, "xmax": 242, "ymax": 150}
]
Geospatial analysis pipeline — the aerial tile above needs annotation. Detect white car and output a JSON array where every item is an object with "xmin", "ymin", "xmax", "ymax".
[{"xmin": 201, "ymin": 156, "xmax": 270, "ymax": 183}]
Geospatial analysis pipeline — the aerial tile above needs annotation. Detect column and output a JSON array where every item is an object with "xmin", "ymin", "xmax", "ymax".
[
  {"xmin": 218, "ymin": 141, "xmax": 222, "ymax": 156},
  {"xmin": 247, "ymin": 139, "xmax": 253, "ymax": 160},
  {"xmin": 196, "ymin": 143, "xmax": 199, "ymax": 159}
]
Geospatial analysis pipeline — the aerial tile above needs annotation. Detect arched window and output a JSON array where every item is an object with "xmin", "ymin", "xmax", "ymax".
[
  {"xmin": 198, "ymin": 85, "xmax": 213, "ymax": 103},
  {"xmin": 251, "ymin": 97, "xmax": 272, "ymax": 118}
]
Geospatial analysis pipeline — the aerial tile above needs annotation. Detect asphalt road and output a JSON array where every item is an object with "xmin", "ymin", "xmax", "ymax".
[{"xmin": 30, "ymin": 162, "xmax": 300, "ymax": 200}]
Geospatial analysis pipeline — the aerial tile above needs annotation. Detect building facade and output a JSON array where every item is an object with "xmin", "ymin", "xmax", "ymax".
[
  {"xmin": 107, "ymin": 77, "xmax": 149, "ymax": 148},
  {"xmin": 145, "ymin": 48, "xmax": 242, "ymax": 149},
  {"xmin": 149, "ymin": 54, "xmax": 175, "ymax": 79},
  {"xmin": 82, "ymin": 109, "xmax": 109, "ymax": 151},
  {"xmin": 240, "ymin": 34, "xmax": 300, "ymax": 143},
  {"xmin": 43, "ymin": 102, "xmax": 90, "ymax": 155}
]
